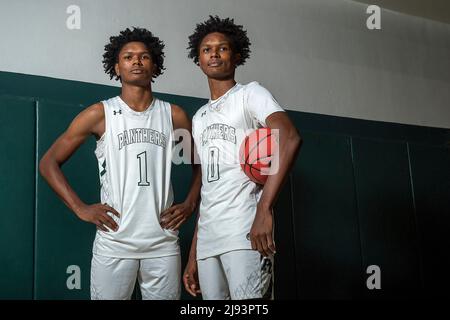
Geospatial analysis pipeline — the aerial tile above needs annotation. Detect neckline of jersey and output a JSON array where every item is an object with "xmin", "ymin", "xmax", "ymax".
[
  {"xmin": 118, "ymin": 96, "xmax": 156, "ymax": 116},
  {"xmin": 208, "ymin": 82, "xmax": 240, "ymax": 110}
]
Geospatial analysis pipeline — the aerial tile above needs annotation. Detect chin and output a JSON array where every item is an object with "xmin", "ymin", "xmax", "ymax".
[
  {"xmin": 127, "ymin": 79, "xmax": 152, "ymax": 87},
  {"xmin": 207, "ymin": 73, "xmax": 233, "ymax": 80},
  {"xmin": 126, "ymin": 75, "xmax": 151, "ymax": 84}
]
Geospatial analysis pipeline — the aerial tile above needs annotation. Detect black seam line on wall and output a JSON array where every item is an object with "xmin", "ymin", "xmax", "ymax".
[
  {"xmin": 33, "ymin": 99, "xmax": 40, "ymax": 300},
  {"xmin": 406, "ymin": 142, "xmax": 425, "ymax": 292},
  {"xmin": 349, "ymin": 137, "xmax": 365, "ymax": 295},
  {"xmin": 289, "ymin": 173, "xmax": 299, "ymax": 299}
]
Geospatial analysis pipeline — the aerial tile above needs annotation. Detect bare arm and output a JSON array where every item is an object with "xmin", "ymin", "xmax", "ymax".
[
  {"xmin": 250, "ymin": 111, "xmax": 302, "ymax": 256},
  {"xmin": 160, "ymin": 104, "xmax": 202, "ymax": 230},
  {"xmin": 39, "ymin": 103, "xmax": 120, "ymax": 231},
  {"xmin": 183, "ymin": 213, "xmax": 201, "ymax": 296}
]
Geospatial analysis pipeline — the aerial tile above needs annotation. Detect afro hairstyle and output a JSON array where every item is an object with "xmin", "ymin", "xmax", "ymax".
[
  {"xmin": 103, "ymin": 27, "xmax": 165, "ymax": 81},
  {"xmin": 187, "ymin": 16, "xmax": 251, "ymax": 66}
]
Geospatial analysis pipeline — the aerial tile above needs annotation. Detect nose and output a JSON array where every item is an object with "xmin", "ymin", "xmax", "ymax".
[
  {"xmin": 132, "ymin": 55, "xmax": 143, "ymax": 65},
  {"xmin": 210, "ymin": 47, "xmax": 220, "ymax": 58}
]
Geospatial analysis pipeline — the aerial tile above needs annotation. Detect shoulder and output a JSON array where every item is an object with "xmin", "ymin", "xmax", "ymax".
[
  {"xmin": 171, "ymin": 104, "xmax": 192, "ymax": 130},
  {"xmin": 70, "ymin": 102, "xmax": 105, "ymax": 138},
  {"xmin": 83, "ymin": 96, "xmax": 121, "ymax": 119},
  {"xmin": 61, "ymin": 102, "xmax": 105, "ymax": 138},
  {"xmin": 170, "ymin": 103, "xmax": 185, "ymax": 115},
  {"xmin": 88, "ymin": 101, "xmax": 105, "ymax": 115},
  {"xmin": 100, "ymin": 96, "xmax": 120, "ymax": 110},
  {"xmin": 244, "ymin": 81, "xmax": 261, "ymax": 89},
  {"xmin": 243, "ymin": 81, "xmax": 270, "ymax": 96},
  {"xmin": 192, "ymin": 104, "xmax": 208, "ymax": 122},
  {"xmin": 170, "ymin": 103, "xmax": 190, "ymax": 121},
  {"xmin": 75, "ymin": 102, "xmax": 104, "ymax": 122}
]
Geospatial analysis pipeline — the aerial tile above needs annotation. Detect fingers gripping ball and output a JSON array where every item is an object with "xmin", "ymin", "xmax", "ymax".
[{"xmin": 239, "ymin": 128, "xmax": 278, "ymax": 185}]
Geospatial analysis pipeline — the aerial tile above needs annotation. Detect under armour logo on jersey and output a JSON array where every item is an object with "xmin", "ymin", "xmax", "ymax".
[
  {"xmin": 113, "ymin": 109, "xmax": 122, "ymax": 115},
  {"xmin": 201, "ymin": 110, "xmax": 207, "ymax": 117}
]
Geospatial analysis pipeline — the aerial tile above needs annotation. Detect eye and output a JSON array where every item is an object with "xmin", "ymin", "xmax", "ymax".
[
  {"xmin": 142, "ymin": 54, "xmax": 150, "ymax": 60},
  {"xmin": 124, "ymin": 55, "xmax": 132, "ymax": 60},
  {"xmin": 202, "ymin": 48, "xmax": 210, "ymax": 53},
  {"xmin": 220, "ymin": 47, "xmax": 228, "ymax": 51}
]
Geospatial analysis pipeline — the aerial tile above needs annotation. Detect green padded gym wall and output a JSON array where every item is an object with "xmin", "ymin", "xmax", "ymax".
[
  {"xmin": 35, "ymin": 99, "xmax": 99, "ymax": 299},
  {"xmin": 1, "ymin": 71, "xmax": 449, "ymax": 299},
  {"xmin": 0, "ymin": 96, "xmax": 35, "ymax": 299},
  {"xmin": 291, "ymin": 132, "xmax": 362, "ymax": 299}
]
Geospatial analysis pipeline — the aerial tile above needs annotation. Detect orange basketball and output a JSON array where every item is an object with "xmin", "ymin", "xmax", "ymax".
[{"xmin": 239, "ymin": 128, "xmax": 277, "ymax": 185}]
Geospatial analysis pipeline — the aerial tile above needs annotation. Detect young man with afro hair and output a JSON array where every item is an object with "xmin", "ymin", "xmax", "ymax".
[
  {"xmin": 40, "ymin": 27, "xmax": 201, "ymax": 300},
  {"xmin": 183, "ymin": 16, "xmax": 301, "ymax": 300}
]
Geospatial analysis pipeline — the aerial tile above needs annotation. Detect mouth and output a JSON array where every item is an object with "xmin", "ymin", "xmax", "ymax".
[
  {"xmin": 131, "ymin": 69, "xmax": 145, "ymax": 74},
  {"xmin": 208, "ymin": 60, "xmax": 222, "ymax": 67}
]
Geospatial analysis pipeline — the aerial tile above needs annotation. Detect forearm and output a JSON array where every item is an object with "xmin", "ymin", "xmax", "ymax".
[
  {"xmin": 258, "ymin": 129, "xmax": 301, "ymax": 211},
  {"xmin": 187, "ymin": 165, "xmax": 201, "ymax": 260},
  {"xmin": 188, "ymin": 215, "xmax": 199, "ymax": 260},
  {"xmin": 39, "ymin": 156, "xmax": 85, "ymax": 216},
  {"xmin": 184, "ymin": 164, "xmax": 202, "ymax": 208}
]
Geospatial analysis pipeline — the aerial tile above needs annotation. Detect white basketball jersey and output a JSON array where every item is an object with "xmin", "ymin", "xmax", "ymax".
[
  {"xmin": 192, "ymin": 82, "xmax": 285, "ymax": 260},
  {"xmin": 93, "ymin": 96, "xmax": 179, "ymax": 259}
]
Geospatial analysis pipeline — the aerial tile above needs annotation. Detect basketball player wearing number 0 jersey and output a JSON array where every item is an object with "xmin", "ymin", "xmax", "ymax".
[{"xmin": 184, "ymin": 17, "xmax": 301, "ymax": 300}]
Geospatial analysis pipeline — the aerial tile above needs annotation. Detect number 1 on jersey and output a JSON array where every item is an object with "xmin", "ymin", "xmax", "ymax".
[{"xmin": 137, "ymin": 151, "xmax": 150, "ymax": 186}]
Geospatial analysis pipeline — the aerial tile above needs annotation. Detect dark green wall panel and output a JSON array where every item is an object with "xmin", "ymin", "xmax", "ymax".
[
  {"xmin": 35, "ymin": 100, "xmax": 97, "ymax": 299},
  {"xmin": 352, "ymin": 138, "xmax": 421, "ymax": 298},
  {"xmin": 288, "ymin": 110, "xmax": 450, "ymax": 147},
  {"xmin": 0, "ymin": 72, "xmax": 120, "ymax": 107},
  {"xmin": 409, "ymin": 143, "xmax": 450, "ymax": 298},
  {"xmin": 274, "ymin": 175, "xmax": 298, "ymax": 299},
  {"xmin": 291, "ymin": 132, "xmax": 362, "ymax": 299},
  {"xmin": 0, "ymin": 96, "xmax": 35, "ymax": 299}
]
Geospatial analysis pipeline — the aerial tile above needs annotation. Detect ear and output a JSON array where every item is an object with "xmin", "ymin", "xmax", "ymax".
[
  {"xmin": 233, "ymin": 53, "xmax": 241, "ymax": 66},
  {"xmin": 114, "ymin": 63, "xmax": 120, "ymax": 77}
]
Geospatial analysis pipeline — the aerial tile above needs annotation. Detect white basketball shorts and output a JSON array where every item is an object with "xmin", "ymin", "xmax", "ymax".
[
  {"xmin": 90, "ymin": 253, "xmax": 181, "ymax": 300},
  {"xmin": 197, "ymin": 249, "xmax": 274, "ymax": 300}
]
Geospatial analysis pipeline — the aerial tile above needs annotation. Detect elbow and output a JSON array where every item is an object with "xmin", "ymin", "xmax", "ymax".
[
  {"xmin": 290, "ymin": 129, "xmax": 302, "ymax": 153},
  {"xmin": 39, "ymin": 153, "xmax": 55, "ymax": 179},
  {"xmin": 38, "ymin": 156, "xmax": 48, "ymax": 178}
]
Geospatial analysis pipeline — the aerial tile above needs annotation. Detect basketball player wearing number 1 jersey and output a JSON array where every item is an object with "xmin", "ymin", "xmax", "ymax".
[
  {"xmin": 91, "ymin": 95, "xmax": 180, "ymax": 299},
  {"xmin": 184, "ymin": 17, "xmax": 301, "ymax": 300},
  {"xmin": 39, "ymin": 28, "xmax": 201, "ymax": 300}
]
